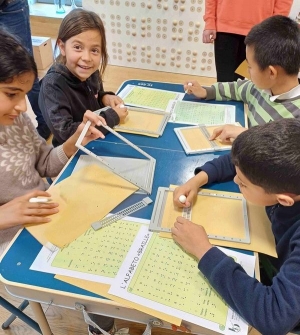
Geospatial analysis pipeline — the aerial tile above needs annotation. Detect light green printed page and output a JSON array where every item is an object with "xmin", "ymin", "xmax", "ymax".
[
  {"xmin": 124, "ymin": 86, "xmax": 180, "ymax": 111},
  {"xmin": 172, "ymin": 100, "xmax": 227, "ymax": 124},
  {"xmin": 128, "ymin": 234, "xmax": 228, "ymax": 328},
  {"xmin": 51, "ymin": 220, "xmax": 141, "ymax": 278}
]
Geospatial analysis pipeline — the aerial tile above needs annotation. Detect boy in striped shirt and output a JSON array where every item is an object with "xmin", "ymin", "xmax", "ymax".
[{"xmin": 184, "ymin": 15, "xmax": 300, "ymax": 142}]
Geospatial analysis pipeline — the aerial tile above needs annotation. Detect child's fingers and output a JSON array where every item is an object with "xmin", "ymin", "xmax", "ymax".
[
  {"xmin": 209, "ymin": 126, "xmax": 223, "ymax": 140},
  {"xmin": 27, "ymin": 202, "xmax": 59, "ymax": 209},
  {"xmin": 117, "ymin": 105, "xmax": 128, "ymax": 113},
  {"xmin": 25, "ymin": 206, "xmax": 59, "ymax": 217},
  {"xmin": 176, "ymin": 216, "xmax": 189, "ymax": 225},
  {"xmin": 173, "ymin": 188, "xmax": 184, "ymax": 205},
  {"xmin": 184, "ymin": 86, "xmax": 192, "ymax": 94},
  {"xmin": 82, "ymin": 110, "xmax": 100, "ymax": 126},
  {"xmin": 23, "ymin": 216, "xmax": 52, "ymax": 224},
  {"xmin": 109, "ymin": 99, "xmax": 118, "ymax": 108},
  {"xmin": 174, "ymin": 188, "xmax": 194, "ymax": 207},
  {"xmin": 184, "ymin": 80, "xmax": 197, "ymax": 85},
  {"xmin": 218, "ymin": 131, "xmax": 233, "ymax": 143},
  {"xmin": 174, "ymin": 200, "xmax": 185, "ymax": 208},
  {"xmin": 104, "ymin": 96, "xmax": 124, "ymax": 108},
  {"xmin": 189, "ymin": 80, "xmax": 198, "ymax": 86},
  {"xmin": 86, "ymin": 125, "xmax": 105, "ymax": 139},
  {"xmin": 83, "ymin": 110, "xmax": 107, "ymax": 126},
  {"xmin": 183, "ymin": 80, "xmax": 195, "ymax": 88},
  {"xmin": 114, "ymin": 96, "xmax": 123, "ymax": 104},
  {"xmin": 184, "ymin": 198, "xmax": 192, "ymax": 208},
  {"xmin": 95, "ymin": 115, "xmax": 106, "ymax": 126}
]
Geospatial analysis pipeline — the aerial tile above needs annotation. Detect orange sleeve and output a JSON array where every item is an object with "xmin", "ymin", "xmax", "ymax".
[
  {"xmin": 273, "ymin": 0, "xmax": 293, "ymax": 16},
  {"xmin": 203, "ymin": 0, "xmax": 217, "ymax": 31}
]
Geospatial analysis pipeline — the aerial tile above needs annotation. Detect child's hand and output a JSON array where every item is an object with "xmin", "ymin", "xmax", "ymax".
[
  {"xmin": 102, "ymin": 94, "xmax": 123, "ymax": 108},
  {"xmin": 77, "ymin": 110, "xmax": 107, "ymax": 146},
  {"xmin": 0, "ymin": 190, "xmax": 59, "ymax": 229},
  {"xmin": 173, "ymin": 182, "xmax": 199, "ymax": 208},
  {"xmin": 209, "ymin": 124, "xmax": 247, "ymax": 143},
  {"xmin": 202, "ymin": 29, "xmax": 216, "ymax": 43},
  {"xmin": 171, "ymin": 216, "xmax": 212, "ymax": 261},
  {"xmin": 114, "ymin": 104, "xmax": 128, "ymax": 124},
  {"xmin": 183, "ymin": 80, "xmax": 207, "ymax": 98},
  {"xmin": 82, "ymin": 109, "xmax": 107, "ymax": 129},
  {"xmin": 64, "ymin": 110, "xmax": 107, "ymax": 157}
]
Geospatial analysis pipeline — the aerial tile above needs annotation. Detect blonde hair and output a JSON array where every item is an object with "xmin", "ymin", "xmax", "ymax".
[{"xmin": 55, "ymin": 8, "xmax": 108, "ymax": 76}]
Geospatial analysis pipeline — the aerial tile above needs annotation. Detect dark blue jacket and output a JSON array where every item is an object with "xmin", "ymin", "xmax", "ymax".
[{"xmin": 196, "ymin": 154, "xmax": 300, "ymax": 335}]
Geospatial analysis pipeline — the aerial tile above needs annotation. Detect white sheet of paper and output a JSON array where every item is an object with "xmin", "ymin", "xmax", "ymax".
[
  {"xmin": 30, "ymin": 217, "xmax": 149, "ymax": 285},
  {"xmin": 118, "ymin": 84, "xmax": 184, "ymax": 111},
  {"xmin": 166, "ymin": 100, "xmax": 236, "ymax": 125},
  {"xmin": 109, "ymin": 225, "xmax": 255, "ymax": 335}
]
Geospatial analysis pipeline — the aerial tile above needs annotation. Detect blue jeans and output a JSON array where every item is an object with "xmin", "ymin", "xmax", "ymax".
[{"xmin": 0, "ymin": 0, "xmax": 51, "ymax": 139}]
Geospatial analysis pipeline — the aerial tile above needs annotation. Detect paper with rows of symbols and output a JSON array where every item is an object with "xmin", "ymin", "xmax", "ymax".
[
  {"xmin": 30, "ymin": 218, "xmax": 148, "ymax": 285},
  {"xmin": 118, "ymin": 84, "xmax": 184, "ymax": 111},
  {"xmin": 167, "ymin": 100, "xmax": 236, "ymax": 125},
  {"xmin": 109, "ymin": 225, "xmax": 255, "ymax": 335}
]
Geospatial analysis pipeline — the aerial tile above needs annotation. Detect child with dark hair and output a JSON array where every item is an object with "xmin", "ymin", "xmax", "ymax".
[
  {"xmin": 173, "ymin": 118, "xmax": 300, "ymax": 335},
  {"xmin": 39, "ymin": 8, "xmax": 128, "ymax": 147},
  {"xmin": 0, "ymin": 28, "xmax": 105, "ymax": 242},
  {"xmin": 0, "ymin": 28, "xmax": 127, "ymax": 335},
  {"xmin": 184, "ymin": 15, "xmax": 300, "ymax": 143}
]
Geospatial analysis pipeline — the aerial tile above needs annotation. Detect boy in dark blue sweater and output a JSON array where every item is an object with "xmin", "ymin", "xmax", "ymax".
[{"xmin": 172, "ymin": 118, "xmax": 300, "ymax": 335}]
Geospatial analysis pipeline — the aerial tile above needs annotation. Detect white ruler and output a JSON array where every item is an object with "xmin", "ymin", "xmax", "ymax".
[{"xmin": 91, "ymin": 197, "xmax": 153, "ymax": 230}]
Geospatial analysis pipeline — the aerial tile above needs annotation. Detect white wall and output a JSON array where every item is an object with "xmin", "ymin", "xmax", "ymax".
[
  {"xmin": 83, "ymin": 0, "xmax": 300, "ymax": 78},
  {"xmin": 83, "ymin": 0, "xmax": 216, "ymax": 77},
  {"xmin": 290, "ymin": 0, "xmax": 300, "ymax": 23}
]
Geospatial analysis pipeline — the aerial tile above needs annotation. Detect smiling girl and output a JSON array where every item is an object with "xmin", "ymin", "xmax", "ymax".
[
  {"xmin": 0, "ymin": 28, "xmax": 124, "ymax": 335},
  {"xmin": 0, "ymin": 27, "xmax": 106, "ymax": 247},
  {"xmin": 39, "ymin": 9, "xmax": 128, "ymax": 147}
]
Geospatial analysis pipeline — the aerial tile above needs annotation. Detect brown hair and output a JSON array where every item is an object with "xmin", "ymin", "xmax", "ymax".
[{"xmin": 54, "ymin": 8, "xmax": 108, "ymax": 76}]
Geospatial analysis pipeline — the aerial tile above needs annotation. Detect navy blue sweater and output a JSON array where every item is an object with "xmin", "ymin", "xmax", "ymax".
[{"xmin": 197, "ymin": 154, "xmax": 300, "ymax": 335}]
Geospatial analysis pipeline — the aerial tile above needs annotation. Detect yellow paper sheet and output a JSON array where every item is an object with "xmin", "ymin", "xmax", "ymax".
[
  {"xmin": 180, "ymin": 126, "xmax": 233, "ymax": 151},
  {"xmin": 162, "ymin": 191, "xmax": 246, "ymax": 240},
  {"xmin": 115, "ymin": 109, "xmax": 164, "ymax": 137},
  {"xmin": 235, "ymin": 60, "xmax": 248, "ymax": 78},
  {"xmin": 54, "ymin": 275, "xmax": 182, "ymax": 326},
  {"xmin": 161, "ymin": 188, "xmax": 276, "ymax": 257},
  {"xmin": 26, "ymin": 164, "xmax": 138, "ymax": 247}
]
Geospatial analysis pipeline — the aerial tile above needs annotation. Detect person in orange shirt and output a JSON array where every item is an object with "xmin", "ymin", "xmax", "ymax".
[{"xmin": 203, "ymin": 0, "xmax": 293, "ymax": 82}]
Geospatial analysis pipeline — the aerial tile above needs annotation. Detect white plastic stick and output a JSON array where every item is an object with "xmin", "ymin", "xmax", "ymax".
[
  {"xmin": 29, "ymin": 197, "xmax": 52, "ymax": 203},
  {"xmin": 185, "ymin": 82, "xmax": 193, "ymax": 94}
]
